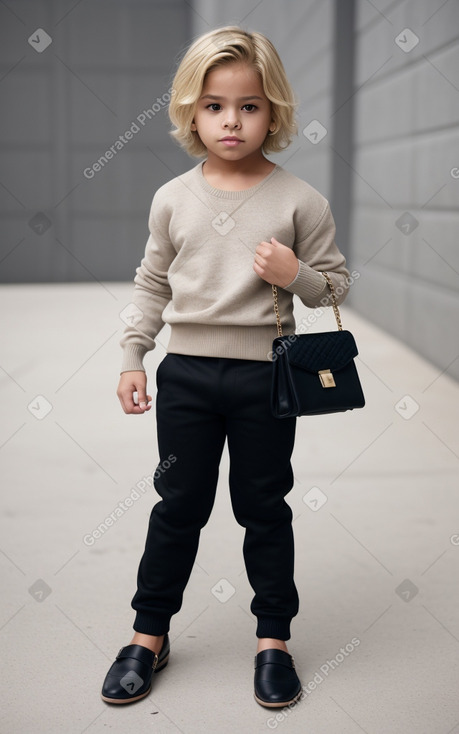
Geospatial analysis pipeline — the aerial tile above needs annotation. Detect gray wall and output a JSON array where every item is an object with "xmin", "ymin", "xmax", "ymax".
[
  {"xmin": 0, "ymin": 0, "xmax": 192, "ymax": 282},
  {"xmin": 349, "ymin": 0, "xmax": 459, "ymax": 379}
]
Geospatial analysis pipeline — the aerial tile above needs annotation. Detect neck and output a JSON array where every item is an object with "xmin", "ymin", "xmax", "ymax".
[{"xmin": 203, "ymin": 151, "xmax": 273, "ymax": 178}]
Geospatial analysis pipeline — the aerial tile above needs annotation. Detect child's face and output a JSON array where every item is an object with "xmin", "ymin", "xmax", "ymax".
[{"xmin": 192, "ymin": 63, "xmax": 274, "ymax": 162}]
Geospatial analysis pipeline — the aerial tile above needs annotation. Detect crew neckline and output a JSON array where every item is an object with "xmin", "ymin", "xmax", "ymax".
[{"xmin": 196, "ymin": 160, "xmax": 280, "ymax": 200}]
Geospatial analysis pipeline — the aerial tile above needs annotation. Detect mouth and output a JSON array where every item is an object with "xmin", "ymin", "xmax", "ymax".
[{"xmin": 219, "ymin": 137, "xmax": 244, "ymax": 145}]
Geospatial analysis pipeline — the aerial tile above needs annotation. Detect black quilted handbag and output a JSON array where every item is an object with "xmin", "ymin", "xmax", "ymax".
[{"xmin": 271, "ymin": 272, "xmax": 365, "ymax": 418}]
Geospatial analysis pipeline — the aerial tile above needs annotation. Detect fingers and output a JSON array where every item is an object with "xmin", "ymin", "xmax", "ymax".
[
  {"xmin": 256, "ymin": 240, "xmax": 273, "ymax": 257},
  {"xmin": 256, "ymin": 238, "xmax": 280, "ymax": 253},
  {"xmin": 253, "ymin": 238, "xmax": 299, "ymax": 287},
  {"xmin": 254, "ymin": 239, "xmax": 280, "ymax": 266},
  {"xmin": 253, "ymin": 259, "xmax": 274, "ymax": 284},
  {"xmin": 122, "ymin": 392, "xmax": 152, "ymax": 414},
  {"xmin": 134, "ymin": 390, "xmax": 153, "ymax": 412},
  {"xmin": 254, "ymin": 240, "xmax": 276, "ymax": 282},
  {"xmin": 117, "ymin": 371, "xmax": 152, "ymax": 415},
  {"xmin": 254, "ymin": 242, "xmax": 269, "ymax": 269}
]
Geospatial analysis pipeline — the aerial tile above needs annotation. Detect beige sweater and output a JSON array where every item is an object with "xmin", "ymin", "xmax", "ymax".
[{"xmin": 120, "ymin": 161, "xmax": 350, "ymax": 372}]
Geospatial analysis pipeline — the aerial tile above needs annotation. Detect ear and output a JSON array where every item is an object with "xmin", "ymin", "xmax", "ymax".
[{"xmin": 190, "ymin": 121, "xmax": 197, "ymax": 131}]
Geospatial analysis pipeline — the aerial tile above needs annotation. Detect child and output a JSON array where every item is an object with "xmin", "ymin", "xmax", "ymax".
[{"xmin": 101, "ymin": 26, "xmax": 350, "ymax": 708}]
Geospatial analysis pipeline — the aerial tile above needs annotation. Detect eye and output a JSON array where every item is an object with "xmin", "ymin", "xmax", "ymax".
[
  {"xmin": 206, "ymin": 103, "xmax": 221, "ymax": 111},
  {"xmin": 242, "ymin": 104, "xmax": 257, "ymax": 112}
]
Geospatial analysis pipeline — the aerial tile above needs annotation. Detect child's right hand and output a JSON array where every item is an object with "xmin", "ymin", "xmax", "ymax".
[{"xmin": 117, "ymin": 371, "xmax": 152, "ymax": 414}]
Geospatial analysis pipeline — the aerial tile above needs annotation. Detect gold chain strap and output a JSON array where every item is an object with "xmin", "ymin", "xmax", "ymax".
[
  {"xmin": 321, "ymin": 272, "xmax": 343, "ymax": 331},
  {"xmin": 272, "ymin": 271, "xmax": 343, "ymax": 336},
  {"xmin": 272, "ymin": 283, "xmax": 283, "ymax": 337}
]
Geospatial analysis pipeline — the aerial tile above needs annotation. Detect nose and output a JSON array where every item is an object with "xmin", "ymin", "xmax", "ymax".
[{"xmin": 223, "ymin": 113, "xmax": 241, "ymax": 130}]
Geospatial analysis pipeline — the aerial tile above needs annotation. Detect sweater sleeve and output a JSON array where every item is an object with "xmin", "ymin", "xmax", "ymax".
[
  {"xmin": 119, "ymin": 193, "xmax": 175, "ymax": 373},
  {"xmin": 284, "ymin": 200, "xmax": 350, "ymax": 308}
]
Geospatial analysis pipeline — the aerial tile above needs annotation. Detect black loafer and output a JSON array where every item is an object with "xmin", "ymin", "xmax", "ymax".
[
  {"xmin": 254, "ymin": 648, "xmax": 302, "ymax": 708},
  {"xmin": 101, "ymin": 635, "xmax": 170, "ymax": 704}
]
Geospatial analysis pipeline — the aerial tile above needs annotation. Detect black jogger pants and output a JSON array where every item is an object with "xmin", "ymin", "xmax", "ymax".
[{"xmin": 131, "ymin": 354, "xmax": 299, "ymax": 640}]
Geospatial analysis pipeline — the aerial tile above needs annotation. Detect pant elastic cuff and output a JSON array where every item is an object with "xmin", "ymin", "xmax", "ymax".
[
  {"xmin": 133, "ymin": 612, "xmax": 171, "ymax": 636},
  {"xmin": 256, "ymin": 617, "xmax": 292, "ymax": 640}
]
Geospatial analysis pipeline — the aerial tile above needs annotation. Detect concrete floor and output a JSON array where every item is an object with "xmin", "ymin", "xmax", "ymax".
[{"xmin": 1, "ymin": 282, "xmax": 459, "ymax": 734}]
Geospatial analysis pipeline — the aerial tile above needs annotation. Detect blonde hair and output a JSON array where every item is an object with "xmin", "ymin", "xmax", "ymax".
[{"xmin": 169, "ymin": 26, "xmax": 297, "ymax": 157}]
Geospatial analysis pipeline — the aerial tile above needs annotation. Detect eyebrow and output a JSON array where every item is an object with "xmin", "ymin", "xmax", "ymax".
[{"xmin": 199, "ymin": 94, "xmax": 265, "ymax": 101}]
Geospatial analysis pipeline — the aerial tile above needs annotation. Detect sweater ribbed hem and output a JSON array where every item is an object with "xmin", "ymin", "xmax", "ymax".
[
  {"xmin": 256, "ymin": 616, "xmax": 292, "ymax": 641},
  {"xmin": 167, "ymin": 323, "xmax": 283, "ymax": 362},
  {"xmin": 120, "ymin": 343, "xmax": 150, "ymax": 373}
]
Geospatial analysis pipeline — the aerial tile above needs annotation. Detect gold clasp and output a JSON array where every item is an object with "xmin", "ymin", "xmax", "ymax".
[{"xmin": 319, "ymin": 369, "xmax": 336, "ymax": 388}]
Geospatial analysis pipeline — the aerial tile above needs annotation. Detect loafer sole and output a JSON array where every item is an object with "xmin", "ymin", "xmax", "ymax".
[
  {"xmin": 254, "ymin": 684, "xmax": 303, "ymax": 708},
  {"xmin": 101, "ymin": 653, "xmax": 169, "ymax": 704},
  {"xmin": 101, "ymin": 687, "xmax": 152, "ymax": 705}
]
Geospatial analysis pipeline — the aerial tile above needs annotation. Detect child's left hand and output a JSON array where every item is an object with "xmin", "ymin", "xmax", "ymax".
[{"xmin": 253, "ymin": 237, "xmax": 299, "ymax": 288}]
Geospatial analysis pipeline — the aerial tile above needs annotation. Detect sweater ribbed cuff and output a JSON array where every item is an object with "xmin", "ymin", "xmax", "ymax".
[
  {"xmin": 120, "ymin": 343, "xmax": 150, "ymax": 373},
  {"xmin": 284, "ymin": 261, "xmax": 328, "ymax": 305}
]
